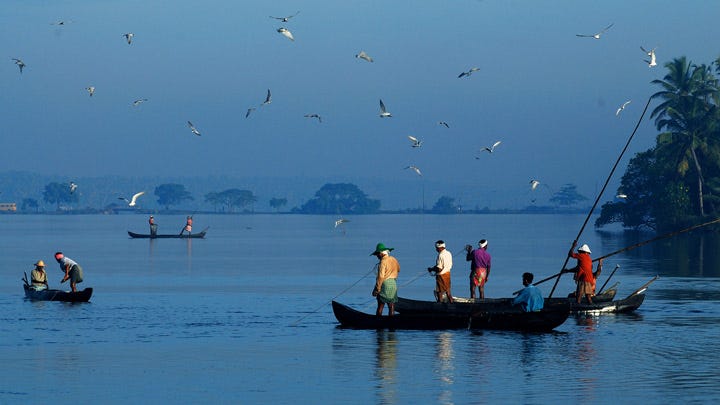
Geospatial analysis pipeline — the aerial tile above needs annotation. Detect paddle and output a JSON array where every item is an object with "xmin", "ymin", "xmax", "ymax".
[
  {"xmin": 549, "ymin": 96, "xmax": 652, "ymax": 298},
  {"xmin": 628, "ymin": 275, "xmax": 659, "ymax": 296}
]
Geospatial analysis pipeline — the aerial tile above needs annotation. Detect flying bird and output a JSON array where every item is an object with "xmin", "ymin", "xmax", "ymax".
[
  {"xmin": 379, "ymin": 99, "xmax": 392, "ymax": 118},
  {"xmin": 405, "ymin": 165, "xmax": 422, "ymax": 176},
  {"xmin": 51, "ymin": 20, "xmax": 71, "ymax": 26},
  {"xmin": 616, "ymin": 193, "xmax": 628, "ymax": 199},
  {"xmin": 334, "ymin": 218, "xmax": 349, "ymax": 228},
  {"xmin": 616, "ymin": 100, "xmax": 631, "ymax": 116},
  {"xmin": 245, "ymin": 107, "xmax": 256, "ymax": 118},
  {"xmin": 530, "ymin": 179, "xmax": 541, "ymax": 191},
  {"xmin": 438, "ymin": 121, "xmax": 450, "ymax": 128},
  {"xmin": 12, "ymin": 58, "xmax": 25, "ymax": 74},
  {"xmin": 277, "ymin": 27, "xmax": 294, "ymax": 41},
  {"xmin": 355, "ymin": 51, "xmax": 373, "ymax": 62},
  {"xmin": 304, "ymin": 114, "xmax": 322, "ymax": 123},
  {"xmin": 118, "ymin": 191, "xmax": 145, "ymax": 207},
  {"xmin": 69, "ymin": 182, "xmax": 78, "ymax": 194},
  {"xmin": 481, "ymin": 141, "xmax": 502, "ymax": 153},
  {"xmin": 458, "ymin": 67, "xmax": 480, "ymax": 78},
  {"xmin": 187, "ymin": 121, "xmax": 201, "ymax": 136},
  {"xmin": 262, "ymin": 89, "xmax": 272, "ymax": 105},
  {"xmin": 641, "ymin": 46, "xmax": 657, "ymax": 67},
  {"xmin": 132, "ymin": 98, "xmax": 147, "ymax": 106},
  {"xmin": 122, "ymin": 32, "xmax": 134, "ymax": 44},
  {"xmin": 576, "ymin": 23, "xmax": 614, "ymax": 39},
  {"xmin": 408, "ymin": 135, "xmax": 422, "ymax": 148},
  {"xmin": 269, "ymin": 11, "xmax": 300, "ymax": 22},
  {"xmin": 86, "ymin": 86, "xmax": 95, "ymax": 97}
]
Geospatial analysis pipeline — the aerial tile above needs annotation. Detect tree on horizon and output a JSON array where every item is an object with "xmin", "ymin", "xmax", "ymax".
[
  {"xmin": 298, "ymin": 183, "xmax": 380, "ymax": 214},
  {"xmin": 154, "ymin": 183, "xmax": 193, "ymax": 210}
]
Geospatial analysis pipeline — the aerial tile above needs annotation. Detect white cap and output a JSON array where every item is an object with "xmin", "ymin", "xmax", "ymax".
[
  {"xmin": 578, "ymin": 244, "xmax": 591, "ymax": 253},
  {"xmin": 479, "ymin": 239, "xmax": 488, "ymax": 248}
]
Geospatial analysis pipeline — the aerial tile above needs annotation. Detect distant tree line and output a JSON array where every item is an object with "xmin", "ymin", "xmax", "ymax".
[{"xmin": 597, "ymin": 55, "xmax": 720, "ymax": 232}]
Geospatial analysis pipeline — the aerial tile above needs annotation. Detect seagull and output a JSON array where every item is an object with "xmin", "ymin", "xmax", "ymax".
[
  {"xmin": 245, "ymin": 107, "xmax": 256, "ymax": 118},
  {"xmin": 641, "ymin": 46, "xmax": 657, "ymax": 67},
  {"xmin": 270, "ymin": 11, "xmax": 300, "ymax": 22},
  {"xmin": 481, "ymin": 141, "xmax": 502, "ymax": 153},
  {"xmin": 122, "ymin": 32, "xmax": 134, "ymax": 44},
  {"xmin": 438, "ymin": 121, "xmax": 450, "ymax": 128},
  {"xmin": 304, "ymin": 114, "xmax": 322, "ymax": 123},
  {"xmin": 379, "ymin": 99, "xmax": 392, "ymax": 117},
  {"xmin": 187, "ymin": 121, "xmax": 201, "ymax": 136},
  {"xmin": 576, "ymin": 23, "xmax": 614, "ymax": 39},
  {"xmin": 262, "ymin": 89, "xmax": 272, "ymax": 105},
  {"xmin": 405, "ymin": 165, "xmax": 422, "ymax": 176},
  {"xmin": 12, "ymin": 58, "xmax": 25, "ymax": 74},
  {"xmin": 69, "ymin": 182, "xmax": 78, "ymax": 194},
  {"xmin": 530, "ymin": 179, "xmax": 541, "ymax": 191},
  {"xmin": 355, "ymin": 51, "xmax": 373, "ymax": 63},
  {"xmin": 86, "ymin": 86, "xmax": 95, "ymax": 97},
  {"xmin": 132, "ymin": 98, "xmax": 147, "ymax": 106},
  {"xmin": 408, "ymin": 135, "xmax": 422, "ymax": 148},
  {"xmin": 277, "ymin": 27, "xmax": 294, "ymax": 41},
  {"xmin": 334, "ymin": 218, "xmax": 349, "ymax": 228},
  {"xmin": 51, "ymin": 20, "xmax": 71, "ymax": 26},
  {"xmin": 458, "ymin": 67, "xmax": 480, "ymax": 78},
  {"xmin": 616, "ymin": 100, "xmax": 631, "ymax": 116},
  {"xmin": 118, "ymin": 191, "xmax": 145, "ymax": 207}
]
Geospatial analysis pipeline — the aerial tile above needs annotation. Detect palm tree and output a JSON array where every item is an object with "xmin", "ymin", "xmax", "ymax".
[{"xmin": 650, "ymin": 57, "xmax": 719, "ymax": 217}]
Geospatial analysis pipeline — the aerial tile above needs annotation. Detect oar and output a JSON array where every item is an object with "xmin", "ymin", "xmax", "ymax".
[
  {"xmin": 628, "ymin": 275, "xmax": 659, "ymax": 297},
  {"xmin": 549, "ymin": 96, "xmax": 652, "ymax": 298},
  {"xmin": 597, "ymin": 264, "xmax": 620, "ymax": 295}
]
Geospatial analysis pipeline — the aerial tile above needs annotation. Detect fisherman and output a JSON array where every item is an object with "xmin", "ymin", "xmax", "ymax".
[
  {"xmin": 149, "ymin": 215, "xmax": 157, "ymax": 236},
  {"xmin": 371, "ymin": 242, "xmax": 400, "ymax": 316},
  {"xmin": 466, "ymin": 239, "xmax": 491, "ymax": 300},
  {"xmin": 30, "ymin": 260, "xmax": 49, "ymax": 290},
  {"xmin": 54, "ymin": 252, "xmax": 84, "ymax": 292},
  {"xmin": 427, "ymin": 240, "xmax": 453, "ymax": 303},
  {"xmin": 512, "ymin": 272, "xmax": 544, "ymax": 312},
  {"xmin": 563, "ymin": 242, "xmax": 602, "ymax": 304},
  {"xmin": 180, "ymin": 215, "xmax": 192, "ymax": 236}
]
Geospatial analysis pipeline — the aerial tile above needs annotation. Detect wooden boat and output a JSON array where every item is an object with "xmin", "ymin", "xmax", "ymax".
[
  {"xmin": 23, "ymin": 284, "xmax": 93, "ymax": 302},
  {"xmin": 332, "ymin": 301, "xmax": 570, "ymax": 331},
  {"xmin": 128, "ymin": 227, "xmax": 208, "ymax": 239},
  {"xmin": 396, "ymin": 277, "xmax": 656, "ymax": 316}
]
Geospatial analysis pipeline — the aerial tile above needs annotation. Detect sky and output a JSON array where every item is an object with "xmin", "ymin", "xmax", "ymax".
[{"xmin": 2, "ymin": 0, "xmax": 720, "ymax": 210}]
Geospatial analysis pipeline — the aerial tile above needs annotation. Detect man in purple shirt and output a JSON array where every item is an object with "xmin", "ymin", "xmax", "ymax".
[{"xmin": 465, "ymin": 239, "xmax": 491, "ymax": 299}]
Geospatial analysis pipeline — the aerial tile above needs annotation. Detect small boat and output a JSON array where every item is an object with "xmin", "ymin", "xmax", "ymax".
[
  {"xmin": 23, "ymin": 284, "xmax": 93, "ymax": 302},
  {"xmin": 128, "ymin": 227, "xmax": 208, "ymax": 239},
  {"xmin": 331, "ymin": 301, "xmax": 570, "ymax": 332}
]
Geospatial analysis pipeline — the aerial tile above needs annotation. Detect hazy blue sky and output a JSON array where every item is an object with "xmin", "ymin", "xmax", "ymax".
[{"xmin": 2, "ymin": 0, "xmax": 720, "ymax": 209}]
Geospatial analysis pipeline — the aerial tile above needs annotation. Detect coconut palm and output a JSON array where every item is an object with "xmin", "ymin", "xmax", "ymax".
[{"xmin": 650, "ymin": 57, "xmax": 719, "ymax": 217}]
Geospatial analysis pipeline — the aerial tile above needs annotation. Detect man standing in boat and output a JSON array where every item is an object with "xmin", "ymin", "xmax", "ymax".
[
  {"xmin": 180, "ymin": 215, "xmax": 192, "ymax": 236},
  {"xmin": 427, "ymin": 240, "xmax": 453, "ymax": 303},
  {"xmin": 54, "ymin": 252, "xmax": 84, "ymax": 293},
  {"xmin": 30, "ymin": 260, "xmax": 49, "ymax": 290},
  {"xmin": 563, "ymin": 242, "xmax": 602, "ymax": 304},
  {"xmin": 371, "ymin": 242, "xmax": 400, "ymax": 316},
  {"xmin": 149, "ymin": 215, "xmax": 157, "ymax": 236},
  {"xmin": 512, "ymin": 272, "xmax": 544, "ymax": 312},
  {"xmin": 466, "ymin": 239, "xmax": 491, "ymax": 300}
]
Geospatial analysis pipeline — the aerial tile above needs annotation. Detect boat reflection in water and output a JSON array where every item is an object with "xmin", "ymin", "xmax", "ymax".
[{"xmin": 374, "ymin": 330, "xmax": 398, "ymax": 405}]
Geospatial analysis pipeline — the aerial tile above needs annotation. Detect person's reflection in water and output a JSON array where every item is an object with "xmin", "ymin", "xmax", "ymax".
[
  {"xmin": 374, "ymin": 330, "xmax": 398, "ymax": 404},
  {"xmin": 186, "ymin": 238, "xmax": 193, "ymax": 274},
  {"xmin": 435, "ymin": 332, "xmax": 455, "ymax": 404}
]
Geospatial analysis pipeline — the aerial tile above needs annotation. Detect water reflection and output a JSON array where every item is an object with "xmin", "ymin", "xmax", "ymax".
[
  {"xmin": 434, "ymin": 332, "xmax": 454, "ymax": 405},
  {"xmin": 596, "ymin": 230, "xmax": 720, "ymax": 277},
  {"xmin": 374, "ymin": 330, "xmax": 398, "ymax": 405}
]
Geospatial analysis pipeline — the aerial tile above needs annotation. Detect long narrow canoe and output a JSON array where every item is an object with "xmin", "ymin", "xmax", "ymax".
[
  {"xmin": 23, "ymin": 284, "xmax": 93, "ymax": 302},
  {"xmin": 331, "ymin": 301, "xmax": 570, "ymax": 331},
  {"xmin": 128, "ymin": 227, "xmax": 208, "ymax": 239}
]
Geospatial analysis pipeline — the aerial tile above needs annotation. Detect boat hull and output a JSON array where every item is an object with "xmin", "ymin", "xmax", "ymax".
[
  {"xmin": 23, "ymin": 284, "xmax": 93, "ymax": 302},
  {"xmin": 128, "ymin": 229, "xmax": 207, "ymax": 239}
]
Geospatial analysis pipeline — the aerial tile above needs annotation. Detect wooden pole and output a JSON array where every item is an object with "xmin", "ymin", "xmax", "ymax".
[{"xmin": 548, "ymin": 96, "xmax": 653, "ymax": 298}]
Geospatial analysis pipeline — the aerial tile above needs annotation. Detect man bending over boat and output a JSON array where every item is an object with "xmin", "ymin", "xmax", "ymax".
[
  {"xmin": 55, "ymin": 252, "xmax": 84, "ymax": 292},
  {"xmin": 427, "ymin": 240, "xmax": 453, "ymax": 303},
  {"xmin": 371, "ymin": 242, "xmax": 400, "ymax": 316},
  {"xmin": 563, "ymin": 242, "xmax": 602, "ymax": 304},
  {"xmin": 31, "ymin": 260, "xmax": 49, "ymax": 290},
  {"xmin": 512, "ymin": 272, "xmax": 544, "ymax": 312}
]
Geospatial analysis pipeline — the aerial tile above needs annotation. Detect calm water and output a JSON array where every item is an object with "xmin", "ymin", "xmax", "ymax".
[{"xmin": 1, "ymin": 214, "xmax": 718, "ymax": 403}]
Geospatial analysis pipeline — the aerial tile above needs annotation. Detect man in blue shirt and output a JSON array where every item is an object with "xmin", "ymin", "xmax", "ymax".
[{"xmin": 512, "ymin": 272, "xmax": 544, "ymax": 312}]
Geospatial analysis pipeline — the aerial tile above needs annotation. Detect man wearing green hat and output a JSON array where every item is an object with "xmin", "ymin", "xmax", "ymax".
[{"xmin": 371, "ymin": 242, "xmax": 400, "ymax": 316}]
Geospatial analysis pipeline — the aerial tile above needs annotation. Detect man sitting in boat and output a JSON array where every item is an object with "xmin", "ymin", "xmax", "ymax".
[
  {"xmin": 512, "ymin": 272, "xmax": 544, "ymax": 312},
  {"xmin": 30, "ymin": 260, "xmax": 49, "ymax": 290}
]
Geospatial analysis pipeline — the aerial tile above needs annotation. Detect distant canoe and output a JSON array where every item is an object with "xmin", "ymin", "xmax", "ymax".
[
  {"xmin": 23, "ymin": 284, "xmax": 93, "ymax": 303},
  {"xmin": 127, "ymin": 227, "xmax": 208, "ymax": 239}
]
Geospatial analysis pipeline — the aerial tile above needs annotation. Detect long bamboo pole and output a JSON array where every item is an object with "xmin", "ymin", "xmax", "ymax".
[{"xmin": 548, "ymin": 97, "xmax": 653, "ymax": 298}]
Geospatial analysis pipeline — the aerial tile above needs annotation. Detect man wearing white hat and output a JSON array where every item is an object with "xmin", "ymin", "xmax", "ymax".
[
  {"xmin": 427, "ymin": 240, "xmax": 453, "ymax": 303},
  {"xmin": 564, "ymin": 241, "xmax": 603, "ymax": 304},
  {"xmin": 465, "ymin": 239, "xmax": 491, "ymax": 300}
]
